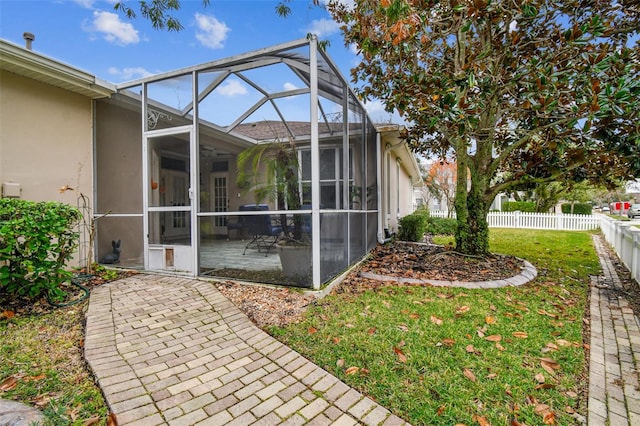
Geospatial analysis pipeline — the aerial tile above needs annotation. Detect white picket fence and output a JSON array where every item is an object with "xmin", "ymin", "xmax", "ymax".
[
  {"xmin": 600, "ymin": 215, "xmax": 640, "ymax": 285},
  {"xmin": 429, "ymin": 210, "xmax": 601, "ymax": 231}
]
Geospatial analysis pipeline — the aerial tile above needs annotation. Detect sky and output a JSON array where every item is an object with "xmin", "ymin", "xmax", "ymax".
[{"xmin": 0, "ymin": 0, "xmax": 398, "ymax": 122}]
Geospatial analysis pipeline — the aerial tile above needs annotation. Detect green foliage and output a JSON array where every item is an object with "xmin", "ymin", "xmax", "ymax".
[
  {"xmin": 561, "ymin": 203, "xmax": 593, "ymax": 215},
  {"xmin": 114, "ymin": 0, "xmax": 211, "ymax": 31},
  {"xmin": 397, "ymin": 209, "xmax": 429, "ymax": 242},
  {"xmin": 502, "ymin": 201, "xmax": 537, "ymax": 212},
  {"xmin": 426, "ymin": 217, "xmax": 457, "ymax": 235},
  {"xmin": 0, "ymin": 199, "xmax": 81, "ymax": 300}
]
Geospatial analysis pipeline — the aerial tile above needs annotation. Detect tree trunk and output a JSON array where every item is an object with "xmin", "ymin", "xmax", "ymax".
[{"xmin": 454, "ymin": 151, "xmax": 491, "ymax": 256}]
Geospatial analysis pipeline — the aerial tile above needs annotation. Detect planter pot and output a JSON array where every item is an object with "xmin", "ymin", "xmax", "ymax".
[{"xmin": 277, "ymin": 243, "xmax": 312, "ymax": 280}]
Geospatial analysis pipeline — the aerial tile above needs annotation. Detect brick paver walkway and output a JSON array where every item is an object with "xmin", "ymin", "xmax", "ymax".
[
  {"xmin": 588, "ymin": 235, "xmax": 640, "ymax": 426},
  {"xmin": 84, "ymin": 275, "xmax": 410, "ymax": 425}
]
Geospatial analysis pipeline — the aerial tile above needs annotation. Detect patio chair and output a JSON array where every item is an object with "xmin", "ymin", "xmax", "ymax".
[{"xmin": 240, "ymin": 204, "xmax": 282, "ymax": 256}]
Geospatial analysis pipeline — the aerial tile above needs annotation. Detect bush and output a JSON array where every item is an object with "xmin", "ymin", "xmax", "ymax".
[
  {"xmin": 427, "ymin": 217, "xmax": 457, "ymax": 235},
  {"xmin": 398, "ymin": 209, "xmax": 429, "ymax": 242},
  {"xmin": 502, "ymin": 201, "xmax": 537, "ymax": 212},
  {"xmin": 0, "ymin": 199, "xmax": 81, "ymax": 300},
  {"xmin": 561, "ymin": 203, "xmax": 593, "ymax": 215}
]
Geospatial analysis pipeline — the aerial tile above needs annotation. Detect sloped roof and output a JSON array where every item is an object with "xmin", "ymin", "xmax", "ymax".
[{"xmin": 0, "ymin": 39, "xmax": 114, "ymax": 99}]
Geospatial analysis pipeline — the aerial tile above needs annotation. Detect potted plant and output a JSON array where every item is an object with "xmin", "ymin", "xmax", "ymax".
[{"xmin": 236, "ymin": 131, "xmax": 311, "ymax": 281}]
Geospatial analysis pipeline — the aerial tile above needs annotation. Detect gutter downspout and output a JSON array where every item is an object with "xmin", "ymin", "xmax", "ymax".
[{"xmin": 377, "ymin": 132, "xmax": 387, "ymax": 244}]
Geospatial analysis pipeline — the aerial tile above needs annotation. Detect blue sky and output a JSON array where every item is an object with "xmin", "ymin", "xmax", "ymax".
[{"xmin": 0, "ymin": 0, "xmax": 396, "ymax": 122}]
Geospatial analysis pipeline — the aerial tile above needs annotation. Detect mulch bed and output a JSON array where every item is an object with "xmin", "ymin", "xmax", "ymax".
[{"xmin": 359, "ymin": 241, "xmax": 524, "ymax": 281}]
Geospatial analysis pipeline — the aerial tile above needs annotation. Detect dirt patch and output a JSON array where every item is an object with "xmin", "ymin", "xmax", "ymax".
[{"xmin": 214, "ymin": 281, "xmax": 316, "ymax": 328}]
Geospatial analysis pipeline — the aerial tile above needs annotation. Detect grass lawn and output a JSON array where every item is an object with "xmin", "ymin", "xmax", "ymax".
[
  {"xmin": 271, "ymin": 229, "xmax": 600, "ymax": 425},
  {"xmin": 0, "ymin": 303, "xmax": 108, "ymax": 424}
]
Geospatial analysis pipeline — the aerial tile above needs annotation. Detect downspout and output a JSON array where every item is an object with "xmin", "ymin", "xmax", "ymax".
[{"xmin": 377, "ymin": 132, "xmax": 386, "ymax": 244}]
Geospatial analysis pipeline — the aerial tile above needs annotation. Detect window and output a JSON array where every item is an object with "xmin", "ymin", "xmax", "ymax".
[{"xmin": 300, "ymin": 146, "xmax": 353, "ymax": 209}]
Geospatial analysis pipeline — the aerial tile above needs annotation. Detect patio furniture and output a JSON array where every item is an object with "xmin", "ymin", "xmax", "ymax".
[{"xmin": 240, "ymin": 204, "xmax": 282, "ymax": 256}]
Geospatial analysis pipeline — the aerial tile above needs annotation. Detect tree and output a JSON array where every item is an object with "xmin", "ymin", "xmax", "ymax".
[
  {"xmin": 114, "ymin": 0, "xmax": 319, "ymax": 30},
  {"xmin": 329, "ymin": 0, "xmax": 640, "ymax": 255},
  {"xmin": 423, "ymin": 160, "xmax": 457, "ymax": 216}
]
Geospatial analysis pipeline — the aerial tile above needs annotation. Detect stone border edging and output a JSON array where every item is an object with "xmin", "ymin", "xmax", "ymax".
[{"xmin": 359, "ymin": 259, "xmax": 537, "ymax": 289}]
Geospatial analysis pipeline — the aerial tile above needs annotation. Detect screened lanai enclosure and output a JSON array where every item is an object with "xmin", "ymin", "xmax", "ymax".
[{"xmin": 94, "ymin": 37, "xmax": 379, "ymax": 289}]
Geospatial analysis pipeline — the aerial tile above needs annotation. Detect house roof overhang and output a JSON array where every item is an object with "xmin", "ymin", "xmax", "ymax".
[
  {"xmin": 0, "ymin": 39, "xmax": 115, "ymax": 99},
  {"xmin": 377, "ymin": 124, "xmax": 422, "ymax": 186}
]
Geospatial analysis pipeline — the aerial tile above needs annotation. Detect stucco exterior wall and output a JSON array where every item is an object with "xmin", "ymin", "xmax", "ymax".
[{"xmin": 0, "ymin": 70, "xmax": 94, "ymax": 206}]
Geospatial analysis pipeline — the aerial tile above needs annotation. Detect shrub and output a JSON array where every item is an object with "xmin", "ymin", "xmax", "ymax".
[
  {"xmin": 502, "ymin": 201, "xmax": 537, "ymax": 212},
  {"xmin": 561, "ymin": 203, "xmax": 593, "ymax": 215},
  {"xmin": 0, "ymin": 199, "xmax": 81, "ymax": 300},
  {"xmin": 427, "ymin": 217, "xmax": 457, "ymax": 235},
  {"xmin": 398, "ymin": 209, "xmax": 429, "ymax": 242}
]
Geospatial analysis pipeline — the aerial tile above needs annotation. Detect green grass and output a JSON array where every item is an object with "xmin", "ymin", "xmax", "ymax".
[
  {"xmin": 271, "ymin": 229, "xmax": 600, "ymax": 425},
  {"xmin": 0, "ymin": 303, "xmax": 108, "ymax": 425}
]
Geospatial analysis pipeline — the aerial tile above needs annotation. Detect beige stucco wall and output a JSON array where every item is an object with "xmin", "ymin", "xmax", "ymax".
[
  {"xmin": 0, "ymin": 70, "xmax": 94, "ymax": 206},
  {"xmin": 379, "ymin": 137, "xmax": 417, "ymax": 233}
]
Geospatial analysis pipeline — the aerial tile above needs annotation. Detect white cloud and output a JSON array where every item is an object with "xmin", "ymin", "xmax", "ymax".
[
  {"xmin": 72, "ymin": 0, "xmax": 95, "ymax": 8},
  {"xmin": 88, "ymin": 10, "xmax": 140, "ymax": 45},
  {"xmin": 283, "ymin": 82, "xmax": 299, "ymax": 91},
  {"xmin": 194, "ymin": 13, "xmax": 229, "ymax": 49},
  {"xmin": 218, "ymin": 79, "xmax": 247, "ymax": 96},
  {"xmin": 108, "ymin": 66, "xmax": 153, "ymax": 81},
  {"xmin": 305, "ymin": 18, "xmax": 340, "ymax": 38}
]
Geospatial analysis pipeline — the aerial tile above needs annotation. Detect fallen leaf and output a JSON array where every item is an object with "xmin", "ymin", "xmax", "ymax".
[
  {"xmin": 463, "ymin": 368, "xmax": 477, "ymax": 382},
  {"xmin": 510, "ymin": 420, "xmax": 523, "ymax": 426},
  {"xmin": 534, "ymin": 403, "xmax": 551, "ymax": 416},
  {"xmin": 430, "ymin": 315, "xmax": 443, "ymax": 326},
  {"xmin": 437, "ymin": 405, "xmax": 446, "ymax": 416},
  {"xmin": 345, "ymin": 366, "xmax": 360, "ymax": 375},
  {"xmin": 486, "ymin": 373, "xmax": 497, "ymax": 379},
  {"xmin": 565, "ymin": 391, "xmax": 578, "ymax": 398},
  {"xmin": 565, "ymin": 406, "xmax": 575, "ymax": 414},
  {"xmin": 472, "ymin": 414, "xmax": 490, "ymax": 426},
  {"xmin": 456, "ymin": 305, "xmax": 471, "ymax": 314},
  {"xmin": 308, "ymin": 327, "xmax": 317, "ymax": 334},
  {"xmin": 466, "ymin": 344, "xmax": 475, "ymax": 353},
  {"xmin": 367, "ymin": 327, "xmax": 377, "ymax": 335},
  {"xmin": 535, "ymin": 383, "xmax": 556, "ymax": 390},
  {"xmin": 336, "ymin": 359, "xmax": 345, "ymax": 368},
  {"xmin": 477, "ymin": 329, "xmax": 486, "ymax": 338},
  {"xmin": 485, "ymin": 335, "xmax": 502, "ymax": 342},
  {"xmin": 485, "ymin": 316, "xmax": 496, "ymax": 324},
  {"xmin": 537, "ymin": 309, "xmax": 558, "ymax": 319},
  {"xmin": 394, "ymin": 346, "xmax": 407, "ymax": 363},
  {"xmin": 360, "ymin": 368, "xmax": 370, "ymax": 375},
  {"xmin": 512, "ymin": 332, "xmax": 528, "ymax": 339},
  {"xmin": 31, "ymin": 394, "xmax": 50, "ymax": 407},
  {"xmin": 490, "ymin": 304, "xmax": 497, "ymax": 311},
  {"xmin": 539, "ymin": 358, "xmax": 560, "ymax": 374},
  {"xmin": 0, "ymin": 376, "xmax": 18, "ymax": 391},
  {"xmin": 543, "ymin": 411, "xmax": 556, "ymax": 424},
  {"xmin": 397, "ymin": 324, "xmax": 409, "ymax": 332},
  {"xmin": 409, "ymin": 313, "xmax": 420, "ymax": 320},
  {"xmin": 83, "ymin": 417, "xmax": 100, "ymax": 426},
  {"xmin": 382, "ymin": 300, "xmax": 391, "ymax": 308},
  {"xmin": 344, "ymin": 323, "xmax": 355, "ymax": 328},
  {"xmin": 495, "ymin": 343, "xmax": 506, "ymax": 351},
  {"xmin": 545, "ymin": 342, "xmax": 559, "ymax": 351},
  {"xmin": 332, "ymin": 337, "xmax": 341, "ymax": 344},
  {"xmin": 107, "ymin": 413, "xmax": 118, "ymax": 426},
  {"xmin": 1, "ymin": 310, "xmax": 15, "ymax": 319},
  {"xmin": 535, "ymin": 373, "xmax": 545, "ymax": 383},
  {"xmin": 556, "ymin": 339, "xmax": 571, "ymax": 347},
  {"xmin": 442, "ymin": 338, "xmax": 456, "ymax": 347}
]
